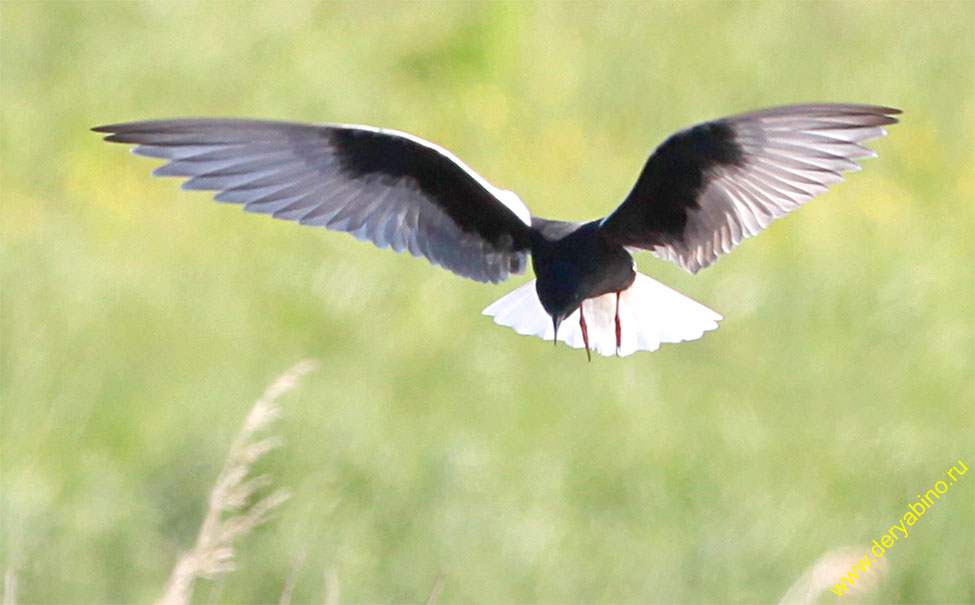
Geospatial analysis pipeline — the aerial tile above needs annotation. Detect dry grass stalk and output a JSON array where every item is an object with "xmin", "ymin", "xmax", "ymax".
[
  {"xmin": 156, "ymin": 360, "xmax": 319, "ymax": 605},
  {"xmin": 322, "ymin": 567, "xmax": 340, "ymax": 605},
  {"xmin": 2, "ymin": 568, "xmax": 16, "ymax": 605},
  {"xmin": 778, "ymin": 546, "xmax": 889, "ymax": 605},
  {"xmin": 424, "ymin": 568, "xmax": 445, "ymax": 605},
  {"xmin": 277, "ymin": 550, "xmax": 306, "ymax": 605}
]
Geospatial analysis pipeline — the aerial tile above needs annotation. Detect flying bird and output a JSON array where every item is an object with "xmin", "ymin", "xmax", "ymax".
[{"xmin": 94, "ymin": 103, "xmax": 899, "ymax": 358}]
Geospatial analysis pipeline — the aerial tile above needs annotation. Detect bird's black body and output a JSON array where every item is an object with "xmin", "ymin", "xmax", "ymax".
[
  {"xmin": 94, "ymin": 103, "xmax": 899, "ymax": 357},
  {"xmin": 530, "ymin": 219, "xmax": 635, "ymax": 327}
]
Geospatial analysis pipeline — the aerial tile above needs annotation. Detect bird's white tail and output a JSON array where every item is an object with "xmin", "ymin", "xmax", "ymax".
[{"xmin": 482, "ymin": 273, "xmax": 722, "ymax": 357}]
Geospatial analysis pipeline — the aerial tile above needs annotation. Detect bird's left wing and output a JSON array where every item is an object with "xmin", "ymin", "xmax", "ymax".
[
  {"xmin": 94, "ymin": 119, "xmax": 533, "ymax": 283},
  {"xmin": 599, "ymin": 104, "xmax": 900, "ymax": 274}
]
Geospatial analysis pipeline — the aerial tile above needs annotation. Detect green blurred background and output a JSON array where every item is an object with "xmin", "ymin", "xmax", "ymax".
[{"xmin": 2, "ymin": 1, "xmax": 973, "ymax": 603}]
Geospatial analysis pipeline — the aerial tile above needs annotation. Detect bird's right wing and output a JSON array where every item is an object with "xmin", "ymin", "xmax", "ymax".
[
  {"xmin": 599, "ymin": 104, "xmax": 900, "ymax": 273},
  {"xmin": 94, "ymin": 119, "xmax": 534, "ymax": 283}
]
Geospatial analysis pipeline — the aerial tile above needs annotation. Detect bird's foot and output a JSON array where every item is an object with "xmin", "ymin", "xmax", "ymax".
[
  {"xmin": 579, "ymin": 308, "xmax": 592, "ymax": 362},
  {"xmin": 614, "ymin": 291, "xmax": 622, "ymax": 356}
]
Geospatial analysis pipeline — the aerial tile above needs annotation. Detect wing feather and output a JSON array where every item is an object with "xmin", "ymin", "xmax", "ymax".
[
  {"xmin": 602, "ymin": 103, "xmax": 900, "ymax": 273},
  {"xmin": 95, "ymin": 119, "xmax": 533, "ymax": 283},
  {"xmin": 600, "ymin": 104, "xmax": 899, "ymax": 273}
]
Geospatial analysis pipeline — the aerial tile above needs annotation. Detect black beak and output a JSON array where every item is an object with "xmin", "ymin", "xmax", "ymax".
[{"xmin": 552, "ymin": 315, "xmax": 561, "ymax": 346}]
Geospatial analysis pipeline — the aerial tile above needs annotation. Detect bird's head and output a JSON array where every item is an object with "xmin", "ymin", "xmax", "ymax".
[{"xmin": 537, "ymin": 267, "xmax": 587, "ymax": 343}]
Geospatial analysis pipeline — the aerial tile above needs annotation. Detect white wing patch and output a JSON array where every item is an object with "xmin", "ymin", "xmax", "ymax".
[{"xmin": 483, "ymin": 273, "xmax": 722, "ymax": 357}]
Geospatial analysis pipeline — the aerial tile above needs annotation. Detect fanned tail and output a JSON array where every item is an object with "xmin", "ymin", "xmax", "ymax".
[{"xmin": 482, "ymin": 273, "xmax": 722, "ymax": 357}]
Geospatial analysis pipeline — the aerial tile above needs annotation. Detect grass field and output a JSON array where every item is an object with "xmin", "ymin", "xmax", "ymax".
[{"xmin": 2, "ymin": 2, "xmax": 973, "ymax": 603}]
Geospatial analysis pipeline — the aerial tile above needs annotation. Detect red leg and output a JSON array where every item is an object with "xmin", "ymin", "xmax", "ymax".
[
  {"xmin": 579, "ymin": 307, "xmax": 592, "ymax": 362},
  {"xmin": 614, "ymin": 291, "xmax": 622, "ymax": 355}
]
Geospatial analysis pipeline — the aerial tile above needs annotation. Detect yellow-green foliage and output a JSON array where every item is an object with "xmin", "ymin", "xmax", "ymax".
[{"xmin": 1, "ymin": 2, "xmax": 972, "ymax": 603}]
